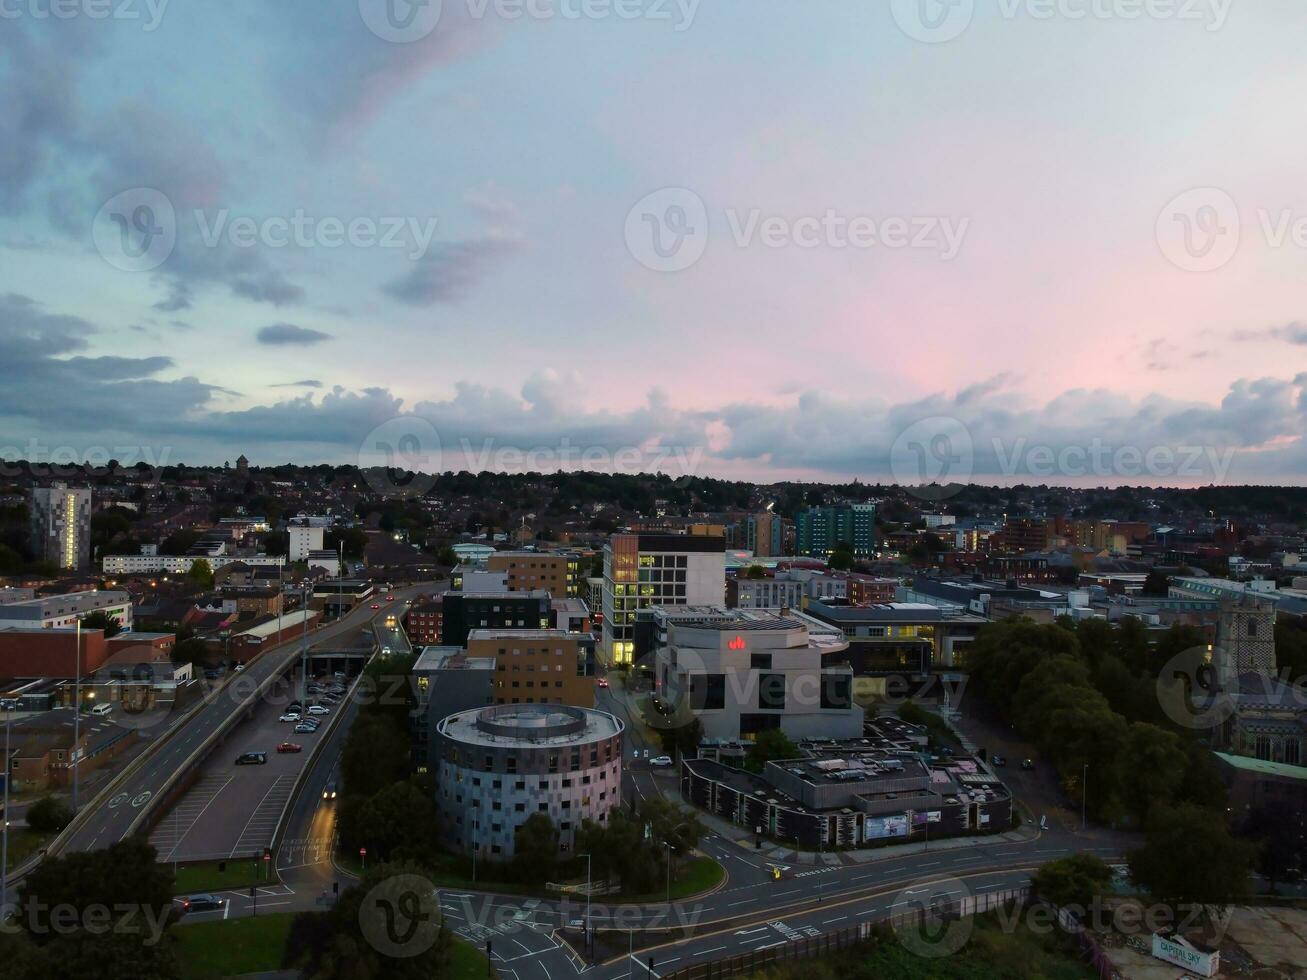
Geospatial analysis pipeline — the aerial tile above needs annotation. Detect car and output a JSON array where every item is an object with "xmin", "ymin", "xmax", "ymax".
[
  {"xmin": 370, "ymin": 603, "xmax": 380, "ymax": 610},
  {"xmin": 1021, "ymin": 758, "xmax": 1035, "ymax": 770},
  {"xmin": 233, "ymin": 664, "xmax": 245, "ymax": 672},
  {"xmin": 386, "ymin": 595, "xmax": 395, "ymax": 601},
  {"xmin": 307, "ymin": 705, "xmax": 329, "ymax": 715},
  {"xmin": 990, "ymin": 755, "xmax": 1007, "ymax": 767},
  {"xmin": 287, "ymin": 702, "xmax": 303, "ymax": 712},
  {"xmin": 597, "ymin": 678, "xmax": 609, "ymax": 688},
  {"xmin": 279, "ymin": 712, "xmax": 301, "ymax": 723},
  {"xmin": 322, "ymin": 782, "xmax": 338, "ymax": 800},
  {"xmin": 179, "ymin": 894, "xmax": 225, "ymax": 914},
  {"xmin": 295, "ymin": 723, "xmax": 318, "ymax": 734},
  {"xmin": 650, "ymin": 755, "xmax": 674, "ymax": 768},
  {"xmin": 277, "ymin": 742, "xmax": 302, "ymax": 753},
  {"xmin": 381, "ymin": 645, "xmax": 392, "ymax": 655},
  {"xmin": 235, "ymin": 752, "xmax": 267, "ymax": 765}
]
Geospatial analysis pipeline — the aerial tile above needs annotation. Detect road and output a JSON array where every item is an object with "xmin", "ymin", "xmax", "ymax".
[{"xmin": 59, "ymin": 584, "xmax": 434, "ymax": 856}]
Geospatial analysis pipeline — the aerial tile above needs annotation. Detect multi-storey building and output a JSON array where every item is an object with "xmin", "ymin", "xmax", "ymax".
[
  {"xmin": 0, "ymin": 590, "xmax": 133, "ymax": 632},
  {"xmin": 731, "ymin": 576, "xmax": 806, "ymax": 609},
  {"xmin": 435, "ymin": 704, "xmax": 623, "ymax": 857},
  {"xmin": 439, "ymin": 591, "xmax": 551, "ymax": 648},
  {"xmin": 486, "ymin": 551, "xmax": 582, "ymax": 597},
  {"xmin": 745, "ymin": 510, "xmax": 786, "ymax": 558},
  {"xmin": 795, "ymin": 504, "xmax": 876, "ymax": 558},
  {"xmin": 468, "ymin": 628, "xmax": 596, "ymax": 708},
  {"xmin": 601, "ymin": 533, "xmax": 726, "ymax": 665},
  {"xmin": 411, "ymin": 646, "xmax": 495, "ymax": 772},
  {"xmin": 287, "ymin": 515, "xmax": 328, "ymax": 562},
  {"xmin": 30, "ymin": 485, "xmax": 92, "ymax": 570},
  {"xmin": 406, "ymin": 598, "xmax": 444, "ymax": 646},
  {"xmin": 652, "ymin": 607, "xmax": 860, "ymax": 740}
]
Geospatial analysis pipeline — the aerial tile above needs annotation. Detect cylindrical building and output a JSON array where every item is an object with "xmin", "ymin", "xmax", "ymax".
[{"xmin": 435, "ymin": 703, "xmax": 624, "ymax": 857}]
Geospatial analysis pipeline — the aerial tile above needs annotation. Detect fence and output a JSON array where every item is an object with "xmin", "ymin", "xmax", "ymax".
[{"xmin": 661, "ymin": 887, "xmax": 1029, "ymax": 980}]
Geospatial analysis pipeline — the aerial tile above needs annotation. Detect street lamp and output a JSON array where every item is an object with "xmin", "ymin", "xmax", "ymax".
[
  {"xmin": 1, "ymin": 698, "xmax": 15, "ymax": 918},
  {"xmin": 581, "ymin": 852, "xmax": 592, "ymax": 951},
  {"xmin": 72, "ymin": 620, "xmax": 82, "ymax": 814},
  {"xmin": 1081, "ymin": 764, "xmax": 1088, "ymax": 832},
  {"xmin": 663, "ymin": 842, "xmax": 672, "ymax": 905}
]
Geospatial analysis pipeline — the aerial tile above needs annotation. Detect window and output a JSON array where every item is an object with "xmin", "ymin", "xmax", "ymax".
[{"xmin": 758, "ymin": 673, "xmax": 785, "ymax": 710}]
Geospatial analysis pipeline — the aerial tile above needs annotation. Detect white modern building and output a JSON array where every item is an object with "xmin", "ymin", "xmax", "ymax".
[
  {"xmin": 601, "ymin": 532, "xmax": 726, "ymax": 665},
  {"xmin": 288, "ymin": 515, "xmax": 329, "ymax": 562},
  {"xmin": 435, "ymin": 703, "xmax": 624, "ymax": 857},
  {"xmin": 652, "ymin": 607, "xmax": 861, "ymax": 741},
  {"xmin": 734, "ymin": 576, "xmax": 806, "ymax": 610},
  {"xmin": 0, "ymin": 590, "xmax": 133, "ymax": 631},
  {"xmin": 102, "ymin": 551, "xmax": 285, "ymax": 576}
]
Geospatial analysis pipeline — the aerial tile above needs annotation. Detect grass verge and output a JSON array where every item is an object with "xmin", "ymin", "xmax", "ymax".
[
  {"xmin": 172, "ymin": 911, "xmax": 295, "ymax": 980},
  {"xmin": 168, "ymin": 858, "xmax": 280, "ymax": 895}
]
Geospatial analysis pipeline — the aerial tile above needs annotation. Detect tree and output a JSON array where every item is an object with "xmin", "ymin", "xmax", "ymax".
[
  {"xmin": 170, "ymin": 637, "xmax": 211, "ymax": 669},
  {"xmin": 743, "ymin": 564, "xmax": 767, "ymax": 580},
  {"xmin": 185, "ymin": 558, "xmax": 214, "ymax": 589},
  {"xmin": 828, "ymin": 544, "xmax": 855, "ymax": 571},
  {"xmin": 25, "ymin": 795, "xmax": 72, "ymax": 833},
  {"xmin": 436, "ymin": 545, "xmax": 458, "ymax": 567},
  {"xmin": 1142, "ymin": 570, "xmax": 1171, "ymax": 597},
  {"xmin": 78, "ymin": 610, "xmax": 122, "ymax": 638},
  {"xmin": 1242, "ymin": 805, "xmax": 1307, "ymax": 893},
  {"xmin": 511, "ymin": 813, "xmax": 559, "ymax": 884},
  {"xmin": 1129, "ymin": 804, "xmax": 1254, "ymax": 921},
  {"xmin": 745, "ymin": 728, "xmax": 798, "ymax": 773},
  {"xmin": 1032, "ymin": 854, "xmax": 1113, "ymax": 910}
]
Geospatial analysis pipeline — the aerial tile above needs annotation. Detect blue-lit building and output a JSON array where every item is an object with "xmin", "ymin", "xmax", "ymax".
[{"xmin": 795, "ymin": 504, "xmax": 877, "ymax": 558}]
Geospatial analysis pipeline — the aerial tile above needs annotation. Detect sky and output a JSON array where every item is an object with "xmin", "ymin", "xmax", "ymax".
[{"xmin": 2, "ymin": 0, "xmax": 1306, "ymax": 488}]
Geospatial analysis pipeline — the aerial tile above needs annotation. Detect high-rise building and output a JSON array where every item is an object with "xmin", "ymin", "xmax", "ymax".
[
  {"xmin": 30, "ymin": 485, "xmax": 92, "ymax": 570},
  {"xmin": 745, "ymin": 509, "xmax": 786, "ymax": 558},
  {"xmin": 468, "ymin": 628, "xmax": 596, "ymax": 708},
  {"xmin": 439, "ymin": 590, "xmax": 551, "ymax": 647},
  {"xmin": 601, "ymin": 533, "xmax": 726, "ymax": 665},
  {"xmin": 486, "ymin": 551, "xmax": 582, "ymax": 597},
  {"xmin": 795, "ymin": 504, "xmax": 877, "ymax": 559},
  {"xmin": 287, "ymin": 515, "xmax": 328, "ymax": 561}
]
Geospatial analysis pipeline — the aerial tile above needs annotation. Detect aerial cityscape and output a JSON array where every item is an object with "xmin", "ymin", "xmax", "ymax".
[{"xmin": 3, "ymin": 2, "xmax": 1307, "ymax": 979}]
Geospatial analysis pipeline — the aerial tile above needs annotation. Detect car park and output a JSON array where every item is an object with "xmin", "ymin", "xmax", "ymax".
[
  {"xmin": 277, "ymin": 742, "xmax": 302, "ymax": 753},
  {"xmin": 180, "ymin": 894, "xmax": 225, "ymax": 914},
  {"xmin": 235, "ymin": 752, "xmax": 267, "ymax": 765}
]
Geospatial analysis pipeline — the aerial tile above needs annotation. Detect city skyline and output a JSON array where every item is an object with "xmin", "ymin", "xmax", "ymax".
[{"xmin": 2, "ymin": 3, "xmax": 1306, "ymax": 484}]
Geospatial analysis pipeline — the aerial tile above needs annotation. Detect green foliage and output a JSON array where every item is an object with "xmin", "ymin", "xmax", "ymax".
[
  {"xmin": 575, "ymin": 797, "xmax": 705, "ymax": 894},
  {"xmin": 1031, "ymin": 854, "xmax": 1114, "ymax": 909},
  {"xmin": 336, "ymin": 780, "xmax": 439, "ymax": 866},
  {"xmin": 78, "ymin": 610, "xmax": 122, "ymax": 638},
  {"xmin": 1129, "ymin": 803, "xmax": 1254, "ymax": 913},
  {"xmin": 745, "ymin": 728, "xmax": 799, "ymax": 773},
  {"xmin": 185, "ymin": 557, "xmax": 214, "ymax": 589},
  {"xmin": 25, "ymin": 795, "xmax": 72, "ymax": 833},
  {"xmin": 511, "ymin": 813, "xmax": 559, "ymax": 884}
]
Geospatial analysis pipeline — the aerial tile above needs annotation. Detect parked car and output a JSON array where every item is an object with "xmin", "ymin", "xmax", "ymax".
[
  {"xmin": 650, "ymin": 755, "xmax": 674, "ymax": 768},
  {"xmin": 279, "ymin": 713, "xmax": 301, "ymax": 723},
  {"xmin": 295, "ymin": 723, "xmax": 318, "ymax": 734},
  {"xmin": 235, "ymin": 752, "xmax": 267, "ymax": 765},
  {"xmin": 90, "ymin": 703, "xmax": 113, "ymax": 716},
  {"xmin": 180, "ymin": 894, "xmax": 225, "ymax": 914},
  {"xmin": 307, "ymin": 705, "xmax": 330, "ymax": 715},
  {"xmin": 277, "ymin": 742, "xmax": 302, "ymax": 753}
]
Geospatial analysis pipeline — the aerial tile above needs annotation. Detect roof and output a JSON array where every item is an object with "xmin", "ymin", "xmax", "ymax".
[{"xmin": 1214, "ymin": 752, "xmax": 1307, "ymax": 781}]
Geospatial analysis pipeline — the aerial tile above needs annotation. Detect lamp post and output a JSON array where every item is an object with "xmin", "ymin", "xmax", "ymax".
[
  {"xmin": 663, "ymin": 842, "xmax": 672, "ymax": 905},
  {"xmin": 1081, "ymin": 764, "xmax": 1088, "ymax": 832},
  {"xmin": 72, "ymin": 620, "xmax": 81, "ymax": 813},
  {"xmin": 1, "ymin": 698, "xmax": 14, "ymax": 918},
  {"xmin": 581, "ymin": 852, "xmax": 592, "ymax": 951}
]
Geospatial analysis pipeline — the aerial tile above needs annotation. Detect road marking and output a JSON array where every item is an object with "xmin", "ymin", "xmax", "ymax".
[{"xmin": 822, "ymin": 915, "xmax": 846, "ymax": 923}]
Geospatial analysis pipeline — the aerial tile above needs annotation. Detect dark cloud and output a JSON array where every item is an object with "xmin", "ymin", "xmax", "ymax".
[
  {"xmin": 271, "ymin": 379, "xmax": 324, "ymax": 389},
  {"xmin": 381, "ymin": 237, "xmax": 520, "ymax": 306},
  {"xmin": 256, "ymin": 323, "xmax": 332, "ymax": 346}
]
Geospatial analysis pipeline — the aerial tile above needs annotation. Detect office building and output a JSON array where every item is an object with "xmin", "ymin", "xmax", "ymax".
[
  {"xmin": 439, "ymin": 590, "xmax": 551, "ymax": 647},
  {"xmin": 652, "ymin": 607, "xmax": 861, "ymax": 740},
  {"xmin": 287, "ymin": 515, "xmax": 328, "ymax": 562},
  {"xmin": 411, "ymin": 646, "xmax": 495, "ymax": 771},
  {"xmin": 469, "ymin": 629, "xmax": 596, "ymax": 708},
  {"xmin": 0, "ymin": 590, "xmax": 133, "ymax": 632},
  {"xmin": 30, "ymin": 485, "xmax": 92, "ymax": 570},
  {"xmin": 487, "ymin": 551, "xmax": 582, "ymax": 597},
  {"xmin": 435, "ymin": 703, "xmax": 624, "ymax": 857},
  {"xmin": 795, "ymin": 504, "xmax": 876, "ymax": 559},
  {"xmin": 601, "ymin": 533, "xmax": 726, "ymax": 666}
]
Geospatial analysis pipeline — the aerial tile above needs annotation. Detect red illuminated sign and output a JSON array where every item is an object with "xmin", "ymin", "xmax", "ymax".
[{"xmin": 728, "ymin": 635, "xmax": 746, "ymax": 650}]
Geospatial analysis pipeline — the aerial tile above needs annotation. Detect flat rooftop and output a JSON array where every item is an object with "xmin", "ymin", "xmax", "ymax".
[{"xmin": 439, "ymin": 704, "xmax": 621, "ymax": 748}]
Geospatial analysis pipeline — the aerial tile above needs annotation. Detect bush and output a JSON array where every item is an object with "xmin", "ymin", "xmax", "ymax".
[{"xmin": 26, "ymin": 796, "xmax": 73, "ymax": 833}]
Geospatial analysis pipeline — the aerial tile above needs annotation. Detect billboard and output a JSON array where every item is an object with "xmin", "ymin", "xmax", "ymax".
[{"xmin": 865, "ymin": 815, "xmax": 909, "ymax": 840}]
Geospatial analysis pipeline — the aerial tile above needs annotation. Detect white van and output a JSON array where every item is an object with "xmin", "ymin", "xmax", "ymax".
[{"xmin": 90, "ymin": 703, "xmax": 113, "ymax": 716}]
